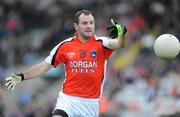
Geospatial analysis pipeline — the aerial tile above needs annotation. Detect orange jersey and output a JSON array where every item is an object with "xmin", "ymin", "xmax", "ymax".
[{"xmin": 45, "ymin": 34, "xmax": 113, "ymax": 98}]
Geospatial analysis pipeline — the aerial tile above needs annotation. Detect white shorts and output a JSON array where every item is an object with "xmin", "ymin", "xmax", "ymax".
[{"xmin": 54, "ymin": 92, "xmax": 99, "ymax": 117}]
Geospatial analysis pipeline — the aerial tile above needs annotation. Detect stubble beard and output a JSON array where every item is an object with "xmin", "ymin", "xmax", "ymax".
[{"xmin": 82, "ymin": 31, "xmax": 94, "ymax": 39}]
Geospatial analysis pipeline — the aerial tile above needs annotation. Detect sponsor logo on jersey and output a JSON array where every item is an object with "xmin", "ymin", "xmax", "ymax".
[
  {"xmin": 69, "ymin": 61, "xmax": 97, "ymax": 68},
  {"xmin": 71, "ymin": 68, "xmax": 95, "ymax": 74},
  {"xmin": 79, "ymin": 50, "xmax": 86, "ymax": 58},
  {"xmin": 67, "ymin": 52, "xmax": 75, "ymax": 58},
  {"xmin": 90, "ymin": 50, "xmax": 97, "ymax": 58},
  {"xmin": 69, "ymin": 61, "xmax": 97, "ymax": 74}
]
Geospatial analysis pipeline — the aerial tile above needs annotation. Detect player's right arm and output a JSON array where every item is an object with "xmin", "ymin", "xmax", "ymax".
[
  {"xmin": 23, "ymin": 61, "xmax": 53, "ymax": 80},
  {"xmin": 5, "ymin": 61, "xmax": 53, "ymax": 91},
  {"xmin": 5, "ymin": 40, "xmax": 66, "ymax": 91}
]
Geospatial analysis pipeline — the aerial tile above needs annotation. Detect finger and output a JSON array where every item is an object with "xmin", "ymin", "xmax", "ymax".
[
  {"xmin": 7, "ymin": 74, "xmax": 12, "ymax": 77},
  {"xmin": 109, "ymin": 34, "xmax": 116, "ymax": 38},
  {"xmin": 110, "ymin": 29, "xmax": 117, "ymax": 33},
  {"xmin": 5, "ymin": 81, "xmax": 11, "ymax": 86},
  {"xmin": 11, "ymin": 85, "xmax": 15, "ymax": 91},
  {"xmin": 111, "ymin": 19, "xmax": 115, "ymax": 25},
  {"xmin": 112, "ymin": 35, "xmax": 117, "ymax": 39},
  {"xmin": 7, "ymin": 84, "xmax": 13, "ymax": 90},
  {"xmin": 109, "ymin": 33, "xmax": 115, "ymax": 37},
  {"xmin": 122, "ymin": 25, "xmax": 127, "ymax": 34},
  {"xmin": 111, "ymin": 19, "xmax": 118, "ymax": 24},
  {"xmin": 109, "ymin": 32, "xmax": 117, "ymax": 38},
  {"xmin": 107, "ymin": 26, "xmax": 115, "ymax": 30},
  {"xmin": 5, "ymin": 77, "xmax": 12, "ymax": 81},
  {"xmin": 109, "ymin": 31, "xmax": 116, "ymax": 36},
  {"xmin": 109, "ymin": 30, "xmax": 117, "ymax": 36},
  {"xmin": 11, "ymin": 73, "xmax": 17, "ymax": 77}
]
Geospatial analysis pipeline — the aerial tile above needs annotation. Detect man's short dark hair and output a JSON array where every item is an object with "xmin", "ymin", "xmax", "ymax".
[{"xmin": 74, "ymin": 9, "xmax": 93, "ymax": 24}]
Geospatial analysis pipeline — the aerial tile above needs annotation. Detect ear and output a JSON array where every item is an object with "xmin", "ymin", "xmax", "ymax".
[{"xmin": 74, "ymin": 23, "xmax": 78, "ymax": 30}]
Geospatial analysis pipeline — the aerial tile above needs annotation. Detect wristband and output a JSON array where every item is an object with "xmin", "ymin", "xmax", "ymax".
[
  {"xmin": 17, "ymin": 73, "xmax": 24, "ymax": 81},
  {"xmin": 116, "ymin": 24, "xmax": 123, "ymax": 37}
]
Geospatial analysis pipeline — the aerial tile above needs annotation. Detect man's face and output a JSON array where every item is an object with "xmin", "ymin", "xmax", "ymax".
[{"xmin": 74, "ymin": 14, "xmax": 95, "ymax": 39}]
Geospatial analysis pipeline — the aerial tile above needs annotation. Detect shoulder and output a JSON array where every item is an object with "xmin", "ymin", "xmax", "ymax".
[
  {"xmin": 94, "ymin": 36, "xmax": 111, "ymax": 48},
  {"xmin": 59, "ymin": 37, "xmax": 74, "ymax": 46},
  {"xmin": 55, "ymin": 37, "xmax": 74, "ymax": 48},
  {"xmin": 50, "ymin": 37, "xmax": 74, "ymax": 53}
]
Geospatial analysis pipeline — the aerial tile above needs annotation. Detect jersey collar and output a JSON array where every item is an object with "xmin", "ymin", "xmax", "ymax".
[{"xmin": 74, "ymin": 33, "xmax": 95, "ymax": 44}]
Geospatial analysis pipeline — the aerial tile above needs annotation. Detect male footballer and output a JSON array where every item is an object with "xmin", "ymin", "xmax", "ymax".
[{"xmin": 5, "ymin": 9, "xmax": 127, "ymax": 117}]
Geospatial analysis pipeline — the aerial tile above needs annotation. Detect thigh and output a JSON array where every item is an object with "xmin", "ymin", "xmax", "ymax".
[
  {"xmin": 54, "ymin": 92, "xmax": 99, "ymax": 117},
  {"xmin": 52, "ymin": 116, "xmax": 63, "ymax": 117},
  {"xmin": 52, "ymin": 109, "xmax": 69, "ymax": 117},
  {"xmin": 74, "ymin": 101, "xmax": 99, "ymax": 117},
  {"xmin": 54, "ymin": 93, "xmax": 73, "ymax": 116}
]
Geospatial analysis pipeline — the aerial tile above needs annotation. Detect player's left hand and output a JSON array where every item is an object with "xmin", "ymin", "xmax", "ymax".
[
  {"xmin": 5, "ymin": 73, "xmax": 24, "ymax": 91},
  {"xmin": 107, "ymin": 19, "xmax": 127, "ymax": 39}
]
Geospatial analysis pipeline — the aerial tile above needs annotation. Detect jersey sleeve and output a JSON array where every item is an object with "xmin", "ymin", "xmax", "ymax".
[
  {"xmin": 104, "ymin": 47, "xmax": 113, "ymax": 60},
  {"xmin": 98, "ymin": 36, "xmax": 113, "ymax": 60},
  {"xmin": 45, "ymin": 43, "xmax": 65, "ymax": 67}
]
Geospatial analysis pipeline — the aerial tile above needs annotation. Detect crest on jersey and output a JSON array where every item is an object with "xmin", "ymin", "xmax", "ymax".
[
  {"xmin": 79, "ymin": 50, "xmax": 86, "ymax": 58},
  {"xmin": 90, "ymin": 50, "xmax": 97, "ymax": 58}
]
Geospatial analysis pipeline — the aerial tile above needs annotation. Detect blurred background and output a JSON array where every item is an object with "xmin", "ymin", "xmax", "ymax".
[{"xmin": 0, "ymin": 0, "xmax": 180, "ymax": 117}]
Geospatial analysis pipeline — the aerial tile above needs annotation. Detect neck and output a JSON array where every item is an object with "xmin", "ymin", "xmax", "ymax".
[
  {"xmin": 77, "ymin": 33, "xmax": 88, "ymax": 43},
  {"xmin": 79, "ymin": 36, "xmax": 87, "ymax": 43}
]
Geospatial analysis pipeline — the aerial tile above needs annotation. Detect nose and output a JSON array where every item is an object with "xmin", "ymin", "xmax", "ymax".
[
  {"xmin": 87, "ymin": 24, "xmax": 91, "ymax": 28},
  {"xmin": 87, "ymin": 23, "xmax": 93, "ymax": 28}
]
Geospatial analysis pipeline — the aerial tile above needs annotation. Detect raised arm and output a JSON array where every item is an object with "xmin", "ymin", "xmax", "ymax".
[
  {"xmin": 108, "ymin": 35, "xmax": 127, "ymax": 50},
  {"xmin": 107, "ymin": 19, "xmax": 127, "ymax": 50}
]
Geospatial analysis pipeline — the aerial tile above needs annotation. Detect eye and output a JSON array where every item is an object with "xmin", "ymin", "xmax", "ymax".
[
  {"xmin": 90, "ymin": 21, "xmax": 94, "ymax": 24},
  {"xmin": 82, "ymin": 21, "xmax": 87, "ymax": 25}
]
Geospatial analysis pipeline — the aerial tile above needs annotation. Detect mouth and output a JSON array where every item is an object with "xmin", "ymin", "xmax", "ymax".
[{"xmin": 85, "ymin": 30, "xmax": 92, "ymax": 33}]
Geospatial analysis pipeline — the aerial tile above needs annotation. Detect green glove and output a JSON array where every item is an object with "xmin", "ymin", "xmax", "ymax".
[
  {"xmin": 5, "ymin": 73, "xmax": 24, "ymax": 91},
  {"xmin": 107, "ymin": 19, "xmax": 127, "ymax": 38}
]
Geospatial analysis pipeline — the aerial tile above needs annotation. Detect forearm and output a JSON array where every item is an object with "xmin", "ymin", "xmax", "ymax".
[
  {"xmin": 118, "ymin": 35, "xmax": 126, "ymax": 48},
  {"xmin": 22, "ymin": 61, "xmax": 53, "ymax": 80},
  {"xmin": 108, "ymin": 35, "xmax": 127, "ymax": 50},
  {"xmin": 5, "ymin": 61, "xmax": 53, "ymax": 91}
]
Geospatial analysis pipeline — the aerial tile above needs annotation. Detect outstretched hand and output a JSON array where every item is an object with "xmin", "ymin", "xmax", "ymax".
[
  {"xmin": 5, "ymin": 73, "xmax": 24, "ymax": 91},
  {"xmin": 107, "ymin": 19, "xmax": 127, "ymax": 39}
]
